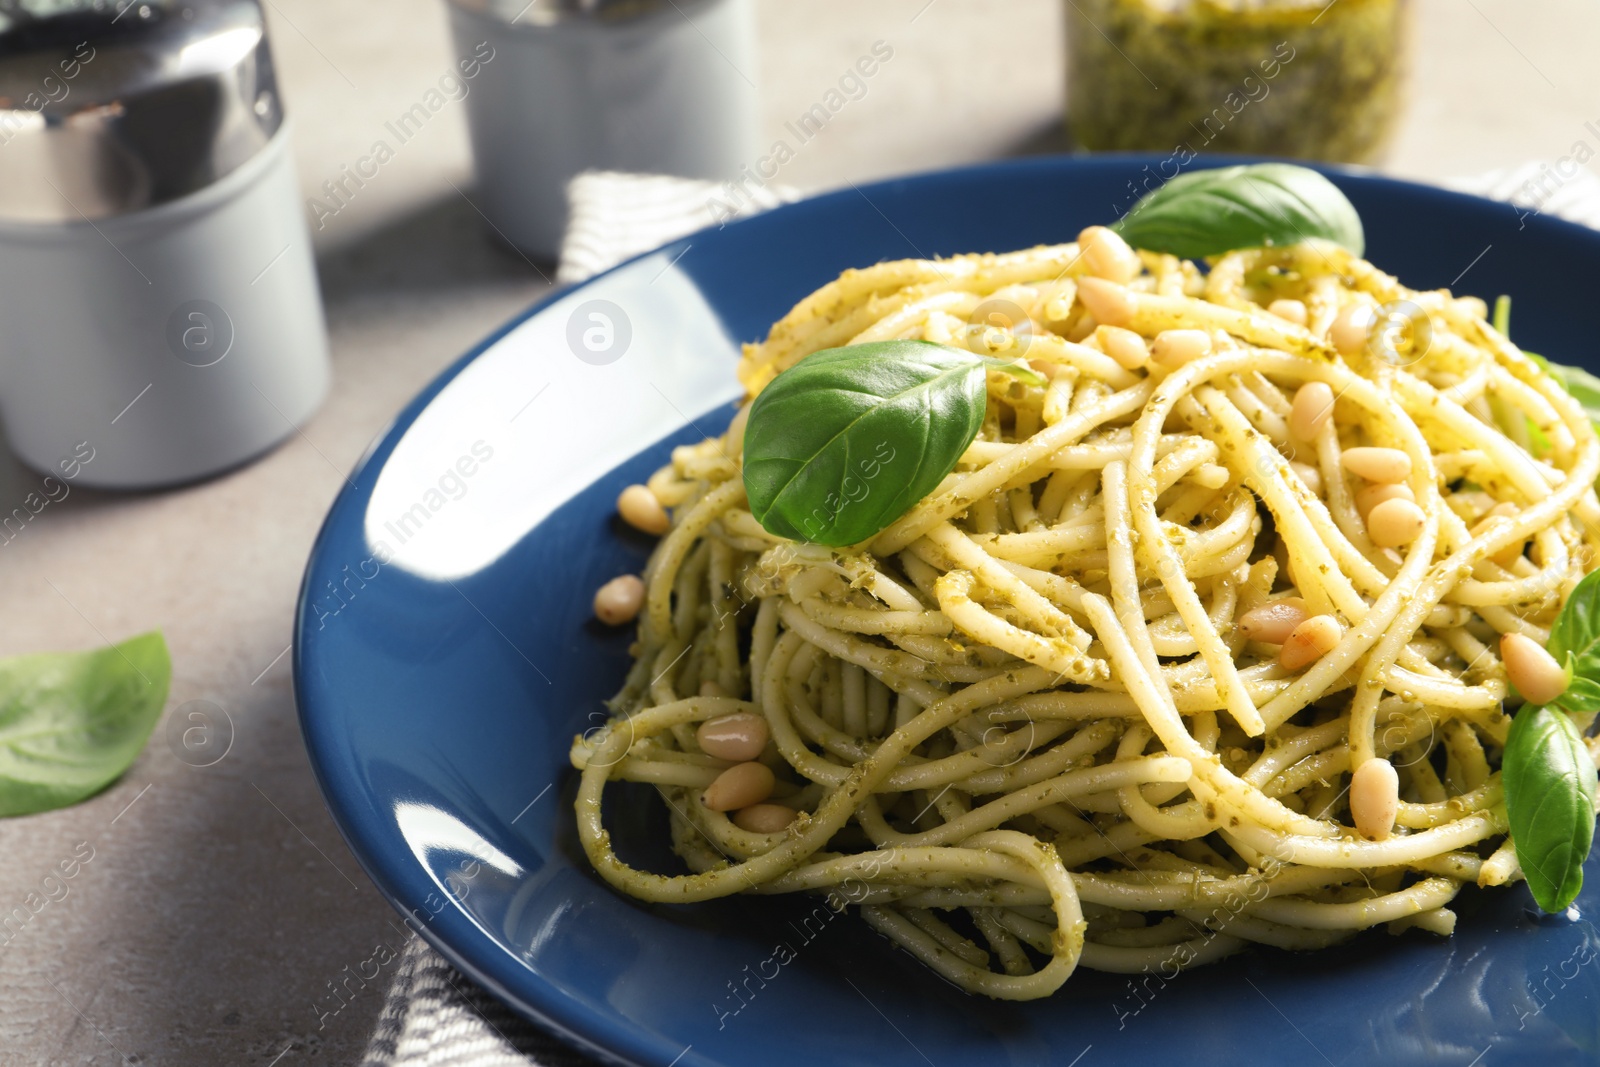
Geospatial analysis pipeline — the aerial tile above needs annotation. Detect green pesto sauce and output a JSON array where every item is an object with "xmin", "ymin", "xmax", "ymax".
[{"xmin": 1066, "ymin": 0, "xmax": 1411, "ymax": 164}]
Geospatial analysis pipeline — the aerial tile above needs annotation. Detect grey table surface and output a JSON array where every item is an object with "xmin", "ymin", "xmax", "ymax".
[{"xmin": 2, "ymin": 0, "xmax": 1596, "ymax": 1063}]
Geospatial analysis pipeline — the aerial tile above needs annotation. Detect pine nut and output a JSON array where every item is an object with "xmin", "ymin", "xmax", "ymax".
[
  {"xmin": 1289, "ymin": 381, "xmax": 1335, "ymax": 441},
  {"xmin": 1354, "ymin": 482, "xmax": 1414, "ymax": 518},
  {"xmin": 1349, "ymin": 758, "xmax": 1399, "ymax": 841},
  {"xmin": 1330, "ymin": 303, "xmax": 1376, "ymax": 357},
  {"xmin": 696, "ymin": 712, "xmax": 770, "ymax": 762},
  {"xmin": 1238, "ymin": 597, "xmax": 1310, "ymax": 644},
  {"xmin": 1341, "ymin": 447, "xmax": 1411, "ymax": 483},
  {"xmin": 1501, "ymin": 632, "xmax": 1569, "ymax": 706},
  {"xmin": 1268, "ymin": 298, "xmax": 1308, "ymax": 326},
  {"xmin": 1193, "ymin": 464, "xmax": 1230, "ymax": 490},
  {"xmin": 1366, "ymin": 498, "xmax": 1425, "ymax": 548},
  {"xmin": 1290, "ymin": 461, "xmax": 1323, "ymax": 497},
  {"xmin": 1095, "ymin": 325, "xmax": 1150, "ymax": 370},
  {"xmin": 699, "ymin": 679, "xmax": 727, "ymax": 698},
  {"xmin": 732, "ymin": 803, "xmax": 798, "ymax": 834},
  {"xmin": 1279, "ymin": 614, "xmax": 1342, "ymax": 671},
  {"xmin": 617, "ymin": 484, "xmax": 670, "ymax": 535},
  {"xmin": 702, "ymin": 761, "xmax": 776, "ymax": 812},
  {"xmin": 1150, "ymin": 329, "xmax": 1212, "ymax": 369},
  {"xmin": 1076, "ymin": 277, "xmax": 1136, "ymax": 328},
  {"xmin": 593, "ymin": 575, "xmax": 645, "ymax": 625},
  {"xmin": 1077, "ymin": 225, "xmax": 1143, "ymax": 283},
  {"xmin": 1065, "ymin": 312, "xmax": 1096, "ymax": 342}
]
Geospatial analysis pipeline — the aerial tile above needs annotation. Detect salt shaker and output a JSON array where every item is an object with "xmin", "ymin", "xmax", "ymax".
[
  {"xmin": 444, "ymin": 0, "xmax": 759, "ymax": 259},
  {"xmin": 0, "ymin": 0, "xmax": 329, "ymax": 489}
]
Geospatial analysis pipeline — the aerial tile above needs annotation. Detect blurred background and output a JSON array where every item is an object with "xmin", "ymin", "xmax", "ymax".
[{"xmin": 1, "ymin": 0, "xmax": 1598, "ymax": 1062}]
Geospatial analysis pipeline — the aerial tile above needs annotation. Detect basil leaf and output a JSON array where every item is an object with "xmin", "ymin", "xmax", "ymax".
[
  {"xmin": 742, "ymin": 341, "xmax": 988, "ymax": 546},
  {"xmin": 1503, "ymin": 703, "xmax": 1597, "ymax": 912},
  {"xmin": 0, "ymin": 632, "xmax": 171, "ymax": 816},
  {"xmin": 1550, "ymin": 568, "xmax": 1600, "ymax": 716},
  {"xmin": 1539, "ymin": 358, "xmax": 1600, "ymax": 430},
  {"xmin": 1113, "ymin": 163, "xmax": 1365, "ymax": 260},
  {"xmin": 1491, "ymin": 294, "xmax": 1600, "ymax": 430},
  {"xmin": 1504, "ymin": 568, "xmax": 1600, "ymax": 911},
  {"xmin": 1562, "ymin": 670, "xmax": 1600, "ymax": 717}
]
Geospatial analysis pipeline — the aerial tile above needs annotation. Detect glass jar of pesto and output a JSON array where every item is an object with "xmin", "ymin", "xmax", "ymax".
[{"xmin": 1065, "ymin": 0, "xmax": 1411, "ymax": 164}]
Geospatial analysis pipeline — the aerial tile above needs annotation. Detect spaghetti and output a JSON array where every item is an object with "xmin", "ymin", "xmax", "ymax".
[{"xmin": 571, "ymin": 233, "xmax": 1600, "ymax": 999}]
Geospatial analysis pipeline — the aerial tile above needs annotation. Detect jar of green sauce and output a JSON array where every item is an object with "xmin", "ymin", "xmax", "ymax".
[{"xmin": 1065, "ymin": 0, "xmax": 1411, "ymax": 164}]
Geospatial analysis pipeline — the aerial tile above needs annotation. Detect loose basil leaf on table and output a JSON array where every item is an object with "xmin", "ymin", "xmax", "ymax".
[
  {"xmin": 0, "ymin": 631, "xmax": 171, "ymax": 816},
  {"xmin": 1113, "ymin": 162, "xmax": 1365, "ymax": 260},
  {"xmin": 742, "ymin": 340, "xmax": 1003, "ymax": 547}
]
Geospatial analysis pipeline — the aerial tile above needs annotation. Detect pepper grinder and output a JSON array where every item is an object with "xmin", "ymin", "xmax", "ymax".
[
  {"xmin": 0, "ymin": 0, "xmax": 329, "ymax": 489},
  {"xmin": 445, "ymin": 0, "xmax": 759, "ymax": 260}
]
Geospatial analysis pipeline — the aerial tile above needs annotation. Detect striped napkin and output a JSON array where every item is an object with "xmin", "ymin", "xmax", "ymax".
[
  {"xmin": 361, "ymin": 160, "xmax": 1600, "ymax": 1067},
  {"xmin": 556, "ymin": 170, "xmax": 802, "ymax": 285}
]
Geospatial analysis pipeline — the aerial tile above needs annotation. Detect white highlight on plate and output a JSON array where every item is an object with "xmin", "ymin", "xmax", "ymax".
[
  {"xmin": 395, "ymin": 801, "xmax": 523, "ymax": 880},
  {"xmin": 362, "ymin": 251, "xmax": 744, "ymax": 580}
]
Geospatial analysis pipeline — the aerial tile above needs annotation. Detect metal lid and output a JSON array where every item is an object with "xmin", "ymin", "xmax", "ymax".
[{"xmin": 0, "ymin": 0, "xmax": 282, "ymax": 223}]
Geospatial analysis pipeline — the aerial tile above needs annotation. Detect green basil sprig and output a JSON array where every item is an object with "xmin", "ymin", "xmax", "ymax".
[
  {"xmin": 1550, "ymin": 569, "xmax": 1600, "ymax": 721},
  {"xmin": 1502, "ymin": 569, "xmax": 1600, "ymax": 912},
  {"xmin": 1493, "ymin": 295, "xmax": 1600, "ymax": 424},
  {"xmin": 1113, "ymin": 163, "xmax": 1365, "ymax": 260},
  {"xmin": 1537, "ymin": 358, "xmax": 1600, "ymax": 430},
  {"xmin": 1504, "ymin": 705, "xmax": 1597, "ymax": 913},
  {"xmin": 0, "ymin": 632, "xmax": 171, "ymax": 816},
  {"xmin": 1491, "ymin": 295, "xmax": 1600, "ymax": 458},
  {"xmin": 742, "ymin": 340, "xmax": 1033, "ymax": 546}
]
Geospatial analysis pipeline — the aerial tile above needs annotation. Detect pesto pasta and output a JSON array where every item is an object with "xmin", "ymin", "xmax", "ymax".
[{"xmin": 571, "ymin": 230, "xmax": 1600, "ymax": 999}]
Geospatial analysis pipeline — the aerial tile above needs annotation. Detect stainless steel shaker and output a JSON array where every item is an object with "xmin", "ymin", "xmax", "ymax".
[
  {"xmin": 444, "ymin": 0, "xmax": 759, "ymax": 260},
  {"xmin": 0, "ymin": 0, "xmax": 328, "ymax": 489}
]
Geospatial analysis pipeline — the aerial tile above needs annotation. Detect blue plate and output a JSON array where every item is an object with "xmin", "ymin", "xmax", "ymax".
[{"xmin": 296, "ymin": 155, "xmax": 1600, "ymax": 1067}]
